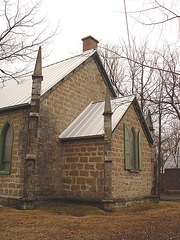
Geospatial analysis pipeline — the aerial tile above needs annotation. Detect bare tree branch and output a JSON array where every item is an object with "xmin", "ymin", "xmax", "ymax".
[
  {"xmin": 0, "ymin": 0, "xmax": 59, "ymax": 83},
  {"xmin": 99, "ymin": 45, "xmax": 180, "ymax": 76},
  {"xmin": 127, "ymin": 0, "xmax": 180, "ymax": 26}
]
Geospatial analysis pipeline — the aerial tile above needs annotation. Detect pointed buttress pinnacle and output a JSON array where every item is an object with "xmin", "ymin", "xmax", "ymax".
[
  {"xmin": 147, "ymin": 109, "xmax": 154, "ymax": 132},
  {"xmin": 104, "ymin": 87, "xmax": 112, "ymax": 114},
  {"xmin": 33, "ymin": 46, "xmax": 42, "ymax": 76}
]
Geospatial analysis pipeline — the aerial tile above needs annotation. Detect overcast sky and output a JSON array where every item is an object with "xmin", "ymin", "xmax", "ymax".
[
  {"xmin": 41, "ymin": 0, "xmax": 180, "ymax": 65},
  {"xmin": 42, "ymin": 0, "xmax": 124, "ymax": 64}
]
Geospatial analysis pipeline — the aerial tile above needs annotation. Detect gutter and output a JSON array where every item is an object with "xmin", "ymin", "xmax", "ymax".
[
  {"xmin": 60, "ymin": 134, "xmax": 104, "ymax": 142},
  {"xmin": 0, "ymin": 103, "xmax": 30, "ymax": 113}
]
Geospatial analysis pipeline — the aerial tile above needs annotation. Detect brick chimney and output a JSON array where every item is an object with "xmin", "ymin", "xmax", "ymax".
[{"xmin": 81, "ymin": 35, "xmax": 99, "ymax": 52}]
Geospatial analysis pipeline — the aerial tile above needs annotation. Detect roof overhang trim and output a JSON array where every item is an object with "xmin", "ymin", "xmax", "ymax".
[
  {"xmin": 60, "ymin": 134, "xmax": 104, "ymax": 142},
  {"xmin": 132, "ymin": 98, "xmax": 153, "ymax": 145},
  {"xmin": 93, "ymin": 52, "xmax": 117, "ymax": 98},
  {"xmin": 0, "ymin": 103, "xmax": 30, "ymax": 113}
]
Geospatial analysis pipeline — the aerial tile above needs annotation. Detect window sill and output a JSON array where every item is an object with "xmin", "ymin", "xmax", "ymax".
[
  {"xmin": 129, "ymin": 169, "xmax": 140, "ymax": 173},
  {"xmin": 0, "ymin": 170, "xmax": 11, "ymax": 175}
]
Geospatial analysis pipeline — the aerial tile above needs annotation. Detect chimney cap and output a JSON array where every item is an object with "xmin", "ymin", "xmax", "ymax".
[{"xmin": 81, "ymin": 35, "xmax": 99, "ymax": 43}]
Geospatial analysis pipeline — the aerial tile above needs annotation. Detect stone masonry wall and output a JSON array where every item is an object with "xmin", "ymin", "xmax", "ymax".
[
  {"xmin": 111, "ymin": 104, "xmax": 155, "ymax": 202},
  {"xmin": 62, "ymin": 139, "xmax": 104, "ymax": 201},
  {"xmin": 0, "ymin": 108, "xmax": 29, "ymax": 197},
  {"xmin": 35, "ymin": 57, "xmax": 108, "ymax": 198}
]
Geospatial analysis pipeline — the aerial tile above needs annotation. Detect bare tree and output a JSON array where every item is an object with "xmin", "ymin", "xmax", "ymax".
[
  {"xmin": 151, "ymin": 47, "xmax": 180, "ymax": 120},
  {"xmin": 100, "ymin": 39, "xmax": 180, "ymax": 196},
  {"xmin": 0, "ymin": 0, "xmax": 58, "ymax": 84},
  {"xmin": 162, "ymin": 121, "xmax": 180, "ymax": 169},
  {"xmin": 128, "ymin": 1, "xmax": 180, "ymax": 28},
  {"xmin": 126, "ymin": 0, "xmax": 180, "ymax": 44},
  {"xmin": 99, "ymin": 39, "xmax": 155, "ymax": 113},
  {"xmin": 99, "ymin": 1, "xmax": 180, "ymax": 197},
  {"xmin": 121, "ymin": 39, "xmax": 155, "ymax": 112},
  {"xmin": 99, "ymin": 44, "xmax": 126, "ymax": 97}
]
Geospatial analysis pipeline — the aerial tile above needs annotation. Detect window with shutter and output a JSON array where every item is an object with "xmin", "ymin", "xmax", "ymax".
[
  {"xmin": 124, "ymin": 125, "xmax": 142, "ymax": 172},
  {"xmin": 0, "ymin": 121, "xmax": 13, "ymax": 174},
  {"xmin": 138, "ymin": 130, "xmax": 142, "ymax": 170},
  {"xmin": 124, "ymin": 124, "xmax": 131, "ymax": 169}
]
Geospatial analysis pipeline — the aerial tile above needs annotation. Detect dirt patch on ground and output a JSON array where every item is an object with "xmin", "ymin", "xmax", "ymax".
[{"xmin": 0, "ymin": 201, "xmax": 180, "ymax": 240}]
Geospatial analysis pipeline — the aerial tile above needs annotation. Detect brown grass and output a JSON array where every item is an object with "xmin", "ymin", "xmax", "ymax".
[{"xmin": 0, "ymin": 201, "xmax": 180, "ymax": 240}]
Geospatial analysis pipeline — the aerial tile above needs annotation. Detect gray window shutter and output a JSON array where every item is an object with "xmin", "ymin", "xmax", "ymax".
[
  {"xmin": 130, "ymin": 127, "xmax": 137, "ymax": 170},
  {"xmin": 138, "ymin": 130, "xmax": 142, "ymax": 170},
  {"xmin": 124, "ymin": 124, "xmax": 131, "ymax": 169}
]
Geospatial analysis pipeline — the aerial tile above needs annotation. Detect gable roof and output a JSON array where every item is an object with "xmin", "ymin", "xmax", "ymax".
[
  {"xmin": 59, "ymin": 95, "xmax": 153, "ymax": 145},
  {"xmin": 0, "ymin": 50, "xmax": 116, "ymax": 111}
]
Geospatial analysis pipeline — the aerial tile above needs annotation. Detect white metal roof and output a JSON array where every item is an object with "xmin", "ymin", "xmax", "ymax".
[
  {"xmin": 59, "ymin": 95, "xmax": 135, "ymax": 140},
  {"xmin": 164, "ymin": 154, "xmax": 180, "ymax": 169},
  {"xmin": 0, "ymin": 50, "xmax": 96, "ymax": 110}
]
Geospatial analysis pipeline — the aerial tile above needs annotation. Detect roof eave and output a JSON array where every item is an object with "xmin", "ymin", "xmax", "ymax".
[
  {"xmin": 112, "ymin": 96, "xmax": 135, "ymax": 134},
  {"xmin": 0, "ymin": 103, "xmax": 30, "ymax": 113},
  {"xmin": 133, "ymin": 98, "xmax": 154, "ymax": 145},
  {"xmin": 59, "ymin": 134, "xmax": 104, "ymax": 142},
  {"xmin": 93, "ymin": 51, "xmax": 117, "ymax": 98}
]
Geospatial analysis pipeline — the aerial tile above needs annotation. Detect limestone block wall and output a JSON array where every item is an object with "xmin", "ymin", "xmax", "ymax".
[
  {"xmin": 35, "ymin": 57, "xmax": 108, "ymax": 198},
  {"xmin": 62, "ymin": 139, "xmax": 104, "ymax": 201},
  {"xmin": 111, "ymin": 105, "xmax": 155, "ymax": 202},
  {"xmin": 0, "ymin": 108, "xmax": 29, "ymax": 197}
]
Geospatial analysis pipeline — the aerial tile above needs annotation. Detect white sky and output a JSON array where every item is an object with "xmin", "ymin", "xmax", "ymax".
[
  {"xmin": 40, "ymin": 0, "xmax": 180, "ymax": 65},
  {"xmin": 42, "ymin": 0, "xmax": 124, "ymax": 64}
]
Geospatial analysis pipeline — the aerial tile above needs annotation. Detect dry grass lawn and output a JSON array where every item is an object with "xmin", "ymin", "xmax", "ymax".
[{"xmin": 0, "ymin": 201, "xmax": 180, "ymax": 240}]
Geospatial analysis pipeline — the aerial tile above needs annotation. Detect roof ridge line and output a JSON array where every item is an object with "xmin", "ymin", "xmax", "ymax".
[{"xmin": 43, "ymin": 49, "xmax": 96, "ymax": 69}]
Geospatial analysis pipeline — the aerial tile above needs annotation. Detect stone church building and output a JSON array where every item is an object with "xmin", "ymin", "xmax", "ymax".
[{"xmin": 0, "ymin": 36, "xmax": 158, "ymax": 210}]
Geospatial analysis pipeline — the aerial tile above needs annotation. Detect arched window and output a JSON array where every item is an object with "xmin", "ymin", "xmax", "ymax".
[
  {"xmin": 124, "ymin": 124, "xmax": 142, "ymax": 171},
  {"xmin": 0, "ymin": 121, "xmax": 13, "ymax": 173}
]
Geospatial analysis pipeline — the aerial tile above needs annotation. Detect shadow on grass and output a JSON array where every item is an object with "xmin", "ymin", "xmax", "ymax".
[
  {"xmin": 36, "ymin": 199, "xmax": 178, "ymax": 217},
  {"xmin": 36, "ymin": 200, "xmax": 106, "ymax": 217}
]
